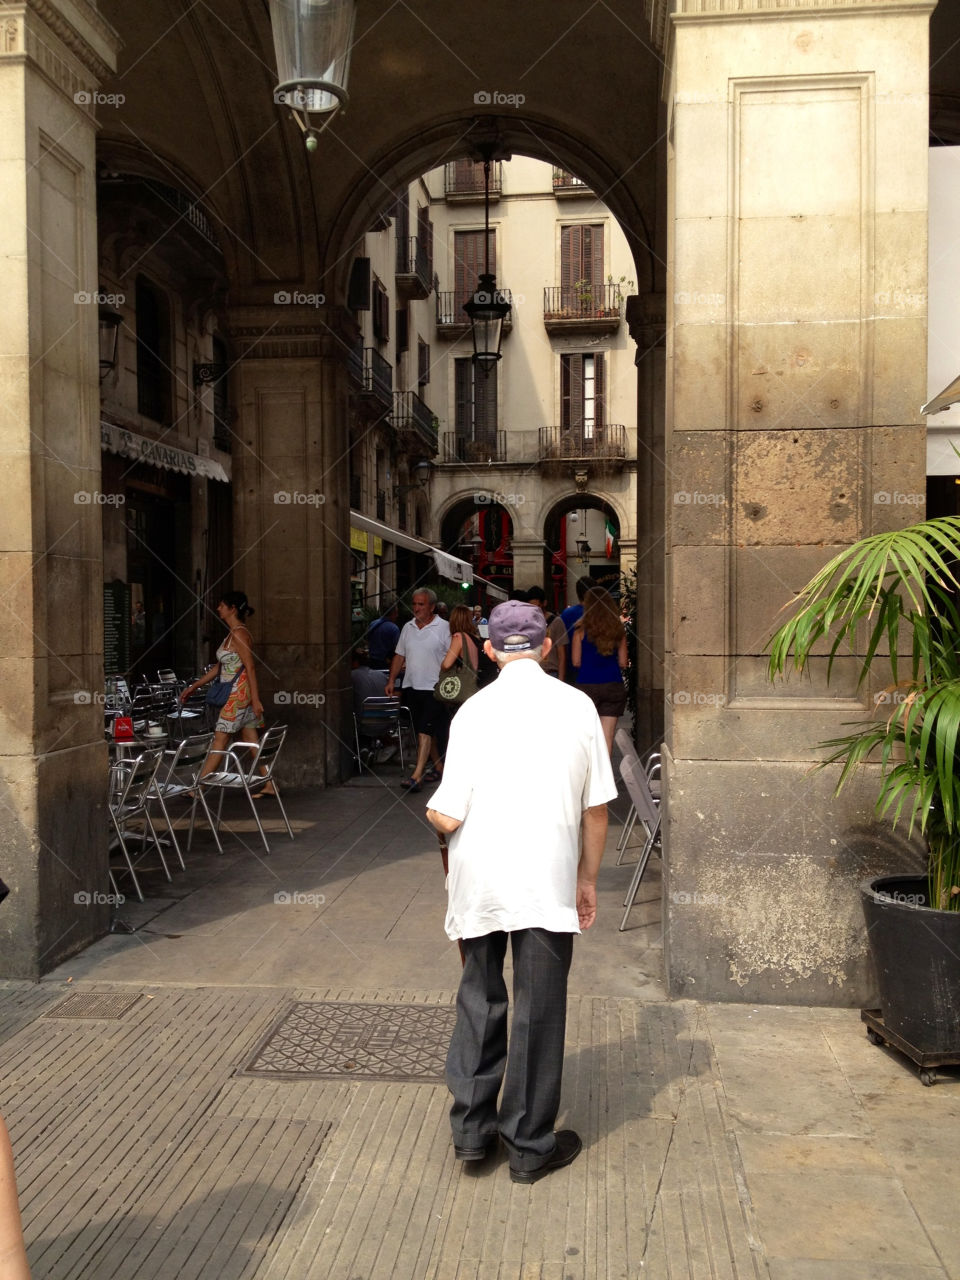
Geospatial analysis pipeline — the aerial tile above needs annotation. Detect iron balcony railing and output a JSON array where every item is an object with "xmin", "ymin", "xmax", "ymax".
[
  {"xmin": 362, "ymin": 347, "xmax": 393, "ymax": 407},
  {"xmin": 444, "ymin": 160, "xmax": 503, "ymax": 199},
  {"xmin": 395, "ymin": 234, "xmax": 432, "ymax": 296},
  {"xmin": 538, "ymin": 424, "xmax": 626, "ymax": 461},
  {"xmin": 552, "ymin": 167, "xmax": 592, "ymax": 195},
  {"xmin": 441, "ymin": 431, "xmax": 507, "ymax": 464},
  {"xmin": 436, "ymin": 288, "xmax": 513, "ymax": 329},
  {"xmin": 392, "ymin": 390, "xmax": 438, "ymax": 453},
  {"xmin": 543, "ymin": 282, "xmax": 622, "ymax": 322}
]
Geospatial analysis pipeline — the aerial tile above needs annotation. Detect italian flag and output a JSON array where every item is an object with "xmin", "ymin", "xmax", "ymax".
[{"xmin": 604, "ymin": 518, "xmax": 616, "ymax": 558}]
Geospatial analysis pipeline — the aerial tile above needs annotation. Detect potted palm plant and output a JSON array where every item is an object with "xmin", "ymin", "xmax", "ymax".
[{"xmin": 768, "ymin": 515, "xmax": 960, "ymax": 1074}]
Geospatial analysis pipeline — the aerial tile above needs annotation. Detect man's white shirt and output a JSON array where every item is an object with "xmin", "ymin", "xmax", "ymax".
[
  {"xmin": 430, "ymin": 658, "xmax": 617, "ymax": 940},
  {"xmin": 395, "ymin": 614, "xmax": 451, "ymax": 689}
]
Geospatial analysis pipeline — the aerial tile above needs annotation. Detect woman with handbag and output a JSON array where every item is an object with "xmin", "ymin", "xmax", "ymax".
[
  {"xmin": 439, "ymin": 606, "xmax": 498, "ymax": 697},
  {"xmin": 179, "ymin": 591, "xmax": 274, "ymax": 795}
]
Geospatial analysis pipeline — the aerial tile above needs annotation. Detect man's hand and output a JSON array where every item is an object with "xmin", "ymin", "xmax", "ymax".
[
  {"xmin": 384, "ymin": 680, "xmax": 395, "ymax": 697},
  {"xmin": 576, "ymin": 878, "xmax": 598, "ymax": 929}
]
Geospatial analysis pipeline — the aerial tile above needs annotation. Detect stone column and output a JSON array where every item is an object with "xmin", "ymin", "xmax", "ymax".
[
  {"xmin": 664, "ymin": 0, "xmax": 933, "ymax": 1002},
  {"xmin": 0, "ymin": 1, "xmax": 119, "ymax": 978},
  {"xmin": 229, "ymin": 306, "xmax": 353, "ymax": 785},
  {"xmin": 627, "ymin": 293, "xmax": 666, "ymax": 750}
]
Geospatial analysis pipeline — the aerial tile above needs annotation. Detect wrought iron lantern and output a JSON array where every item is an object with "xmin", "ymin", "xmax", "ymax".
[
  {"xmin": 463, "ymin": 143, "xmax": 511, "ymax": 372},
  {"xmin": 268, "ymin": 0, "xmax": 356, "ymax": 151},
  {"xmin": 98, "ymin": 304, "xmax": 123, "ymax": 381}
]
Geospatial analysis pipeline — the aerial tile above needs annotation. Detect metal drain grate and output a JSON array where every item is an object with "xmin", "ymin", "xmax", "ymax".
[
  {"xmin": 240, "ymin": 1001, "xmax": 457, "ymax": 1083},
  {"xmin": 45, "ymin": 992, "xmax": 143, "ymax": 1020}
]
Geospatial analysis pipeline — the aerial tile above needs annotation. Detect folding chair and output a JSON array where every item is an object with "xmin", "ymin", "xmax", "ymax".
[
  {"xmin": 146, "ymin": 732, "xmax": 214, "ymax": 868},
  {"xmin": 619, "ymin": 754, "xmax": 662, "ymax": 931},
  {"xmin": 614, "ymin": 728, "xmax": 640, "ymax": 862},
  {"xmin": 108, "ymin": 748, "xmax": 170, "ymax": 901},
  {"xmin": 188, "ymin": 725, "xmax": 294, "ymax": 855},
  {"xmin": 353, "ymin": 696, "xmax": 413, "ymax": 773}
]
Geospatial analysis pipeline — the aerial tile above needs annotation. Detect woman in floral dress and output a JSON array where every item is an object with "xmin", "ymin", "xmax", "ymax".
[{"xmin": 180, "ymin": 591, "xmax": 274, "ymax": 794}]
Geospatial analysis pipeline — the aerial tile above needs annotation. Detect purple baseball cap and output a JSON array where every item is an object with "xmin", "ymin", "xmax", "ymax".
[{"xmin": 487, "ymin": 601, "xmax": 547, "ymax": 652}]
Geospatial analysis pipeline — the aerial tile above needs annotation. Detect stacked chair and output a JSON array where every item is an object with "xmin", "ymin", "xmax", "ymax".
[{"xmin": 614, "ymin": 729, "xmax": 662, "ymax": 931}]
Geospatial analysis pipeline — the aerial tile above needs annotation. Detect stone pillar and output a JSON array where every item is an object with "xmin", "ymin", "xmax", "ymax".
[
  {"xmin": 509, "ymin": 537, "xmax": 545, "ymax": 592},
  {"xmin": 0, "ymin": 2, "xmax": 119, "ymax": 978},
  {"xmin": 664, "ymin": 0, "xmax": 933, "ymax": 1002},
  {"xmin": 627, "ymin": 293, "xmax": 666, "ymax": 750},
  {"xmin": 229, "ymin": 306, "xmax": 353, "ymax": 785}
]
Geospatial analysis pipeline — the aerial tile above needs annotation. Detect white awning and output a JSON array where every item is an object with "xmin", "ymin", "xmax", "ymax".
[
  {"xmin": 100, "ymin": 421, "xmax": 230, "ymax": 482},
  {"xmin": 349, "ymin": 510, "xmax": 475, "ymax": 585}
]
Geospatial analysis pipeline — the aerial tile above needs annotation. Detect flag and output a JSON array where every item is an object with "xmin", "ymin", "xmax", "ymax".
[{"xmin": 604, "ymin": 518, "xmax": 616, "ymax": 558}]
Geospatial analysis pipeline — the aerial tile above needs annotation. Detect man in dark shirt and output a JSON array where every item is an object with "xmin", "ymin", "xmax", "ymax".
[
  {"xmin": 559, "ymin": 577, "xmax": 593, "ymax": 682},
  {"xmin": 366, "ymin": 601, "xmax": 400, "ymax": 671}
]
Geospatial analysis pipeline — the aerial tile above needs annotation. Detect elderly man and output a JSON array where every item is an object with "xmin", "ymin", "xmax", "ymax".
[
  {"xmin": 426, "ymin": 601, "xmax": 616, "ymax": 1184},
  {"xmin": 385, "ymin": 588, "xmax": 450, "ymax": 793}
]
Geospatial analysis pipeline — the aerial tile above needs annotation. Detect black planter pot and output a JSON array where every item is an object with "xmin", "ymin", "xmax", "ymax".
[{"xmin": 861, "ymin": 875, "xmax": 960, "ymax": 1055}]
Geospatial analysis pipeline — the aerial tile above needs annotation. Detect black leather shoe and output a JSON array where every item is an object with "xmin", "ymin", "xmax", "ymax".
[
  {"xmin": 509, "ymin": 1130, "xmax": 582, "ymax": 1184},
  {"xmin": 454, "ymin": 1137, "xmax": 497, "ymax": 1162}
]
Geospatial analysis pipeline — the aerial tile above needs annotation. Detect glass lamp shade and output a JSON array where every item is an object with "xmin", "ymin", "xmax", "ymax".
[
  {"xmin": 463, "ymin": 273, "xmax": 511, "ymax": 373},
  {"xmin": 98, "ymin": 305, "xmax": 123, "ymax": 379},
  {"xmin": 269, "ymin": 0, "xmax": 355, "ymax": 115}
]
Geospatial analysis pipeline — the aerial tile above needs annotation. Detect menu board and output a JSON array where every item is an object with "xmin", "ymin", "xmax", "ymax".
[{"xmin": 103, "ymin": 580, "xmax": 131, "ymax": 676}]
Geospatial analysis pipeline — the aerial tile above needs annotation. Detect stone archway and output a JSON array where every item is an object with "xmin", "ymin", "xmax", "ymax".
[{"xmin": 439, "ymin": 497, "xmax": 515, "ymax": 607}]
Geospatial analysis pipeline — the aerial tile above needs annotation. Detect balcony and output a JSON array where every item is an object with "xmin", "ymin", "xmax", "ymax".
[
  {"xmin": 441, "ymin": 431, "xmax": 507, "ymax": 464},
  {"xmin": 392, "ymin": 390, "xmax": 438, "ymax": 455},
  {"xmin": 552, "ymin": 168, "xmax": 593, "ymax": 197},
  {"xmin": 350, "ymin": 346, "xmax": 393, "ymax": 420},
  {"xmin": 436, "ymin": 288, "xmax": 514, "ymax": 337},
  {"xmin": 444, "ymin": 160, "xmax": 503, "ymax": 202},
  {"xmin": 543, "ymin": 283, "xmax": 622, "ymax": 334},
  {"xmin": 538, "ymin": 424, "xmax": 626, "ymax": 466},
  {"xmin": 395, "ymin": 235, "xmax": 432, "ymax": 300}
]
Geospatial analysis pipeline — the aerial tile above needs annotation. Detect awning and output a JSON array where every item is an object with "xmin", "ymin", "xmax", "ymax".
[
  {"xmin": 349, "ymin": 510, "xmax": 474, "ymax": 585},
  {"xmin": 101, "ymin": 421, "xmax": 230, "ymax": 482}
]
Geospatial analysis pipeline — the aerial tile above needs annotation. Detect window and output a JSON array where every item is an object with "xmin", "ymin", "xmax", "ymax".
[
  {"xmin": 561, "ymin": 353, "xmax": 605, "ymax": 438},
  {"xmin": 135, "ymin": 275, "xmax": 171, "ymax": 424},
  {"xmin": 418, "ymin": 339, "xmax": 430, "ymax": 388},
  {"xmin": 396, "ymin": 306, "xmax": 409, "ymax": 357},
  {"xmin": 454, "ymin": 228, "xmax": 496, "ymax": 309},
  {"xmin": 416, "ymin": 204, "xmax": 434, "ymax": 276},
  {"xmin": 560, "ymin": 224, "xmax": 604, "ymax": 303},
  {"xmin": 455, "ymin": 357, "xmax": 498, "ymax": 443},
  {"xmin": 348, "ymin": 257, "xmax": 371, "ymax": 310},
  {"xmin": 372, "ymin": 276, "xmax": 390, "ymax": 344}
]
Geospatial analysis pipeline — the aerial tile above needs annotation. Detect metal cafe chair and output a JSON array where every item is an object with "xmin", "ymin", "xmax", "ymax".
[
  {"xmin": 619, "ymin": 754, "xmax": 662, "ymax": 932},
  {"xmin": 188, "ymin": 725, "xmax": 294, "ymax": 856},
  {"xmin": 353, "ymin": 695, "xmax": 414, "ymax": 773},
  {"xmin": 614, "ymin": 728, "xmax": 640, "ymax": 861},
  {"xmin": 146, "ymin": 732, "xmax": 214, "ymax": 869},
  {"xmin": 108, "ymin": 747, "xmax": 170, "ymax": 902}
]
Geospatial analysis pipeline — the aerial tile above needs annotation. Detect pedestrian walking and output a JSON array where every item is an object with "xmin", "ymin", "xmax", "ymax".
[
  {"xmin": 570, "ymin": 587, "xmax": 628, "ymax": 756},
  {"xmin": 440, "ymin": 605, "xmax": 498, "ymax": 694},
  {"xmin": 366, "ymin": 600, "xmax": 400, "ymax": 671},
  {"xmin": 426, "ymin": 601, "xmax": 616, "ymax": 1183},
  {"xmin": 385, "ymin": 588, "xmax": 450, "ymax": 792}
]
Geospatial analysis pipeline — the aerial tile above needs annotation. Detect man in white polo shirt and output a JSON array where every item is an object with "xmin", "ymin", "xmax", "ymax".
[
  {"xmin": 426, "ymin": 601, "xmax": 616, "ymax": 1184},
  {"xmin": 385, "ymin": 588, "xmax": 451, "ymax": 793}
]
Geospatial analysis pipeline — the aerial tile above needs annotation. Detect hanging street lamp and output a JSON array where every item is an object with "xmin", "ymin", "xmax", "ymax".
[
  {"xmin": 268, "ymin": 0, "xmax": 356, "ymax": 151},
  {"xmin": 463, "ymin": 141, "xmax": 511, "ymax": 373}
]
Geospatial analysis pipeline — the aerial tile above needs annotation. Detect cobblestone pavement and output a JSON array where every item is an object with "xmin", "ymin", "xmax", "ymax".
[{"xmin": 1, "ymin": 779, "xmax": 957, "ymax": 1279}]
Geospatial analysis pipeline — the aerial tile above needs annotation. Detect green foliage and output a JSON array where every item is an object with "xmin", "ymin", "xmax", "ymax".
[
  {"xmin": 768, "ymin": 516, "xmax": 960, "ymax": 910},
  {"xmin": 618, "ymin": 564, "xmax": 639, "ymax": 742}
]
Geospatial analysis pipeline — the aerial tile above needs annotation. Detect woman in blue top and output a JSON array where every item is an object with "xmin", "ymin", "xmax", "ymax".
[{"xmin": 571, "ymin": 587, "xmax": 628, "ymax": 756}]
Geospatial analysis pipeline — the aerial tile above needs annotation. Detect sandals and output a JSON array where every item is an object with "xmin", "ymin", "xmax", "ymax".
[
  {"xmin": 423, "ymin": 768, "xmax": 443, "ymax": 784},
  {"xmin": 400, "ymin": 776, "xmax": 422, "ymax": 793}
]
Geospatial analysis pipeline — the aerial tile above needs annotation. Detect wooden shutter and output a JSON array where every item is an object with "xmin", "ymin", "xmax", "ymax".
[
  {"xmin": 396, "ymin": 306, "xmax": 408, "ymax": 356},
  {"xmin": 454, "ymin": 358, "xmax": 473, "ymax": 434},
  {"xmin": 561, "ymin": 354, "xmax": 584, "ymax": 430},
  {"xmin": 454, "ymin": 230, "xmax": 496, "ymax": 307},
  {"xmin": 561, "ymin": 225, "xmax": 603, "ymax": 302},
  {"xmin": 394, "ymin": 192, "xmax": 409, "ymax": 244},
  {"xmin": 417, "ymin": 205, "xmax": 433, "ymax": 275},
  {"xmin": 594, "ymin": 353, "xmax": 605, "ymax": 426},
  {"xmin": 475, "ymin": 363, "xmax": 498, "ymax": 445},
  {"xmin": 418, "ymin": 339, "xmax": 430, "ymax": 387}
]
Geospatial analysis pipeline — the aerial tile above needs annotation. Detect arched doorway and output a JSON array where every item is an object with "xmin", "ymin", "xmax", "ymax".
[
  {"xmin": 440, "ymin": 498, "xmax": 514, "ymax": 609},
  {"xmin": 543, "ymin": 497, "xmax": 622, "ymax": 614}
]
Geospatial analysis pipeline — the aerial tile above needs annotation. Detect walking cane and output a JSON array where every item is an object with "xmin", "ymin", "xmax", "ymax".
[{"xmin": 436, "ymin": 829, "xmax": 466, "ymax": 967}]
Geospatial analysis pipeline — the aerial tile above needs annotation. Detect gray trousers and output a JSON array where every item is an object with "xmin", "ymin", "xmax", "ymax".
[{"xmin": 445, "ymin": 928, "xmax": 574, "ymax": 1170}]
